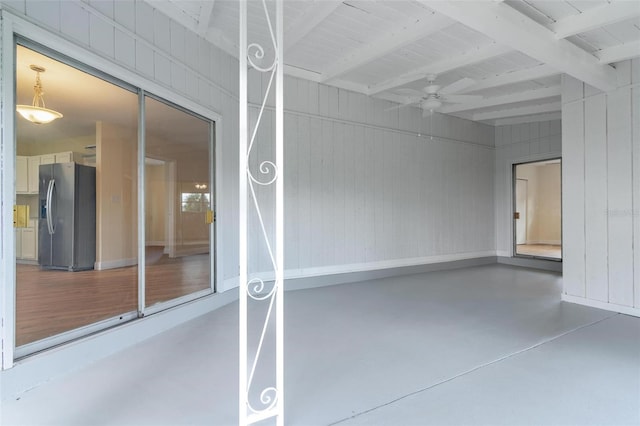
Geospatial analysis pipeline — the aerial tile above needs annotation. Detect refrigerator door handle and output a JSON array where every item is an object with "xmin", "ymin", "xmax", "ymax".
[{"xmin": 46, "ymin": 178, "xmax": 56, "ymax": 235}]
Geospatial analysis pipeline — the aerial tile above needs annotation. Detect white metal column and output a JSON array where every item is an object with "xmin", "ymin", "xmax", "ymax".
[{"xmin": 239, "ymin": 1, "xmax": 284, "ymax": 425}]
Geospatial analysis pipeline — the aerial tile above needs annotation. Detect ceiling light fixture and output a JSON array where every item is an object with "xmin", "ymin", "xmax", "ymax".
[
  {"xmin": 421, "ymin": 96, "xmax": 442, "ymax": 111},
  {"xmin": 16, "ymin": 65, "xmax": 63, "ymax": 124}
]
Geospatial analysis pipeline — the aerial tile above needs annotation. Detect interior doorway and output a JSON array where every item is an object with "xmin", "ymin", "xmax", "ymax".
[{"xmin": 513, "ymin": 159, "xmax": 562, "ymax": 260}]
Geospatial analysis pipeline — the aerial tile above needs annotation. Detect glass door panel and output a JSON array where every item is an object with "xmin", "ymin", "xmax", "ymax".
[
  {"xmin": 144, "ymin": 96, "xmax": 213, "ymax": 307},
  {"xmin": 15, "ymin": 45, "xmax": 139, "ymax": 350}
]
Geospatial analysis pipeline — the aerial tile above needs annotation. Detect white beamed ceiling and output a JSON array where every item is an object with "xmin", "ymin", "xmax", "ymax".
[{"xmin": 148, "ymin": 0, "xmax": 640, "ymax": 125}]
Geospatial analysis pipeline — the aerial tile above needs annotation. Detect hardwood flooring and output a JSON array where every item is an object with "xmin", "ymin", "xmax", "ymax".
[
  {"xmin": 16, "ymin": 247, "xmax": 211, "ymax": 347},
  {"xmin": 516, "ymin": 243, "xmax": 562, "ymax": 259}
]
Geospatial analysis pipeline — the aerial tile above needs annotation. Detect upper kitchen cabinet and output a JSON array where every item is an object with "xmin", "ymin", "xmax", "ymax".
[
  {"xmin": 16, "ymin": 156, "xmax": 28, "ymax": 193},
  {"xmin": 16, "ymin": 151, "xmax": 83, "ymax": 194}
]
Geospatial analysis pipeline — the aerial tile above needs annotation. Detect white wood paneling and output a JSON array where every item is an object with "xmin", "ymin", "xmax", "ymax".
[
  {"xmin": 562, "ymin": 100, "xmax": 586, "ymax": 297},
  {"xmin": 89, "ymin": 14, "xmax": 115, "ymax": 59},
  {"xmin": 606, "ymin": 88, "xmax": 634, "ymax": 306},
  {"xmin": 633, "ymin": 84, "xmax": 640, "ymax": 308},
  {"xmin": 560, "ymin": 61, "xmax": 640, "ymax": 315},
  {"xmin": 584, "ymin": 94, "xmax": 608, "ymax": 302}
]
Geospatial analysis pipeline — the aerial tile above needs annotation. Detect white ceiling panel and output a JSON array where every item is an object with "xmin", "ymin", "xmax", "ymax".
[
  {"xmin": 149, "ymin": 0, "xmax": 632, "ymax": 125},
  {"xmin": 600, "ymin": 17, "xmax": 640, "ymax": 44}
]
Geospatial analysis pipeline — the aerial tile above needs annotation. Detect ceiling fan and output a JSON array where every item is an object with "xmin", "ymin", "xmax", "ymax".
[{"xmin": 390, "ymin": 74, "xmax": 482, "ymax": 116}]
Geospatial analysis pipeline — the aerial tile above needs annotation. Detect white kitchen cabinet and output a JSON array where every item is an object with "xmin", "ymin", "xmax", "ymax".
[
  {"xmin": 55, "ymin": 152, "xmax": 72, "ymax": 163},
  {"xmin": 15, "ymin": 220, "xmax": 38, "ymax": 260},
  {"xmin": 40, "ymin": 154, "xmax": 56, "ymax": 165},
  {"xmin": 28, "ymin": 156, "xmax": 41, "ymax": 193},
  {"xmin": 16, "ymin": 156, "xmax": 28, "ymax": 193},
  {"xmin": 21, "ymin": 227, "xmax": 37, "ymax": 260}
]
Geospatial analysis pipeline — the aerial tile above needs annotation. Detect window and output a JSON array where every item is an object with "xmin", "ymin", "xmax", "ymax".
[{"xmin": 181, "ymin": 192, "xmax": 210, "ymax": 212}]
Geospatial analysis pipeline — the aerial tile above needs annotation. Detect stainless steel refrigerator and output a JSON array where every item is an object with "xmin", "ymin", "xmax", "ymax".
[{"xmin": 38, "ymin": 162, "xmax": 96, "ymax": 271}]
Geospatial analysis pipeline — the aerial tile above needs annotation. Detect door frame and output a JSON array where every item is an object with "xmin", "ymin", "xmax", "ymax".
[
  {"xmin": 1, "ymin": 11, "xmax": 225, "ymax": 368},
  {"xmin": 511, "ymin": 157, "xmax": 563, "ymax": 261}
]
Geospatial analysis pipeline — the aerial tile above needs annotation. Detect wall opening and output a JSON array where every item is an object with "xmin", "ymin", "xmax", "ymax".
[{"xmin": 513, "ymin": 159, "xmax": 562, "ymax": 261}]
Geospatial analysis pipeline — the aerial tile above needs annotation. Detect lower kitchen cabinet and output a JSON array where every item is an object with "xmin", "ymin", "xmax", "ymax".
[{"xmin": 16, "ymin": 219, "xmax": 38, "ymax": 261}]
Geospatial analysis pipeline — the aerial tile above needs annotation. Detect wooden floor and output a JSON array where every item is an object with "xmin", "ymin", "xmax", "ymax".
[
  {"xmin": 16, "ymin": 247, "xmax": 211, "ymax": 347},
  {"xmin": 516, "ymin": 243, "xmax": 562, "ymax": 259}
]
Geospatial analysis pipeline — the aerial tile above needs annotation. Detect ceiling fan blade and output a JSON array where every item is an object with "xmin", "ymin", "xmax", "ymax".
[
  {"xmin": 441, "ymin": 94, "xmax": 483, "ymax": 103},
  {"xmin": 439, "ymin": 77, "xmax": 476, "ymax": 95}
]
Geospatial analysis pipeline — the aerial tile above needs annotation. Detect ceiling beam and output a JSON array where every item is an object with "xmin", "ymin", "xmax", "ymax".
[
  {"xmin": 441, "ymin": 85, "xmax": 560, "ymax": 113},
  {"xmin": 321, "ymin": 14, "xmax": 453, "ymax": 83},
  {"xmin": 494, "ymin": 111, "xmax": 561, "ymax": 126},
  {"xmin": 197, "ymin": 1, "xmax": 215, "ymax": 36},
  {"xmin": 368, "ymin": 43, "xmax": 511, "ymax": 95},
  {"xmin": 460, "ymin": 63, "xmax": 558, "ymax": 93},
  {"xmin": 551, "ymin": 1, "xmax": 640, "ymax": 39},
  {"xmin": 597, "ymin": 41, "xmax": 640, "ymax": 64},
  {"xmin": 424, "ymin": 1, "xmax": 617, "ymax": 92},
  {"xmin": 472, "ymin": 101, "xmax": 560, "ymax": 121},
  {"xmin": 284, "ymin": 0, "xmax": 343, "ymax": 53},
  {"xmin": 148, "ymin": 1, "xmax": 197, "ymax": 31}
]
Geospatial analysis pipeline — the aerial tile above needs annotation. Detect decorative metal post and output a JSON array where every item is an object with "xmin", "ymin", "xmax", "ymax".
[{"xmin": 239, "ymin": 1, "xmax": 284, "ymax": 425}]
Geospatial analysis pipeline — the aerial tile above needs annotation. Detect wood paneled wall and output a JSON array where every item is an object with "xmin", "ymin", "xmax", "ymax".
[
  {"xmin": 494, "ymin": 120, "xmax": 562, "ymax": 256},
  {"xmin": 561, "ymin": 59, "xmax": 640, "ymax": 315},
  {"xmin": 242, "ymin": 68, "xmax": 496, "ymax": 288}
]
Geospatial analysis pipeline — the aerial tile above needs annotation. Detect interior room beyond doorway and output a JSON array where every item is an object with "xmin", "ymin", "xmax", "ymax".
[{"xmin": 514, "ymin": 159, "xmax": 562, "ymax": 260}]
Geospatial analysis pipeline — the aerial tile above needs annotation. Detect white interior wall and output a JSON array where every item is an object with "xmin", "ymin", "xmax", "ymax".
[
  {"xmin": 535, "ymin": 163, "xmax": 561, "ymax": 244},
  {"xmin": 494, "ymin": 120, "xmax": 562, "ymax": 256},
  {"xmin": 561, "ymin": 59, "xmax": 640, "ymax": 316},
  {"xmin": 238, "ymin": 68, "xmax": 496, "ymax": 289}
]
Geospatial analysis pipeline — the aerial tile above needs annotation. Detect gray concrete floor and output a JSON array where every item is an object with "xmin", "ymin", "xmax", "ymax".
[{"xmin": 1, "ymin": 264, "xmax": 639, "ymax": 425}]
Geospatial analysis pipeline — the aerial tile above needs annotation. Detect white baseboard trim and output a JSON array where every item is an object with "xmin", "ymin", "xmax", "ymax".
[
  {"xmin": 562, "ymin": 294, "xmax": 640, "ymax": 317},
  {"xmin": 95, "ymin": 258, "xmax": 137, "ymax": 270},
  {"xmin": 172, "ymin": 247, "xmax": 209, "ymax": 257},
  {"xmin": 220, "ymin": 251, "xmax": 497, "ymax": 292},
  {"xmin": 525, "ymin": 240, "xmax": 562, "ymax": 245}
]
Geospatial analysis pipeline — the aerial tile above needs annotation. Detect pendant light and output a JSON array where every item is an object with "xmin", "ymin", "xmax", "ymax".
[{"xmin": 16, "ymin": 65, "xmax": 63, "ymax": 124}]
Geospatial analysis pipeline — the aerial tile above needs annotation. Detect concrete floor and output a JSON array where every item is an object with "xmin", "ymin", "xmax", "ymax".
[{"xmin": 1, "ymin": 264, "xmax": 639, "ymax": 425}]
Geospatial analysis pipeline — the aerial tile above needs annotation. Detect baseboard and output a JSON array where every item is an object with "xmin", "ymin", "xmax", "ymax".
[
  {"xmin": 94, "ymin": 257, "xmax": 137, "ymax": 270},
  {"xmin": 0, "ymin": 290, "xmax": 238, "ymax": 400},
  {"xmin": 497, "ymin": 256, "xmax": 562, "ymax": 272},
  {"xmin": 172, "ymin": 246, "xmax": 209, "ymax": 257},
  {"xmin": 524, "ymin": 240, "xmax": 562, "ymax": 245},
  {"xmin": 562, "ymin": 294, "xmax": 640, "ymax": 317},
  {"xmin": 219, "ymin": 251, "xmax": 497, "ymax": 292},
  {"xmin": 284, "ymin": 256, "xmax": 497, "ymax": 291}
]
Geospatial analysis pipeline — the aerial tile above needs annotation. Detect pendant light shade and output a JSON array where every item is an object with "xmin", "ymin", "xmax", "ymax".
[{"xmin": 16, "ymin": 65, "xmax": 63, "ymax": 125}]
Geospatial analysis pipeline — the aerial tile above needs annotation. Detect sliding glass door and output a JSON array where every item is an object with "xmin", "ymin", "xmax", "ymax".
[
  {"xmin": 144, "ymin": 96, "xmax": 215, "ymax": 309},
  {"xmin": 14, "ymin": 44, "xmax": 139, "ymax": 353},
  {"xmin": 12, "ymin": 42, "xmax": 216, "ymax": 357}
]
